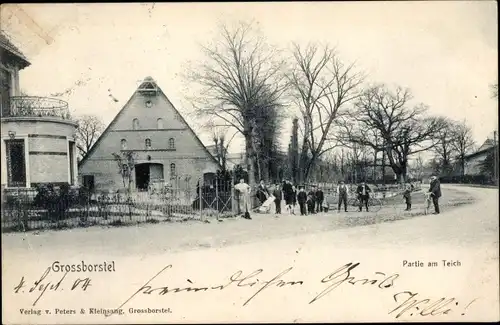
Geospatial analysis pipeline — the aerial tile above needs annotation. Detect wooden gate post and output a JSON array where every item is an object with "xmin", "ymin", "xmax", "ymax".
[{"xmin": 199, "ymin": 177, "xmax": 203, "ymax": 221}]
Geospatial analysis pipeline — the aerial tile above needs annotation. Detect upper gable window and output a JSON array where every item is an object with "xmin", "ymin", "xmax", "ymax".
[
  {"xmin": 132, "ymin": 118, "xmax": 140, "ymax": 130},
  {"xmin": 121, "ymin": 139, "xmax": 127, "ymax": 150},
  {"xmin": 157, "ymin": 118, "xmax": 164, "ymax": 129},
  {"xmin": 145, "ymin": 138, "xmax": 151, "ymax": 149},
  {"xmin": 169, "ymin": 138, "xmax": 175, "ymax": 149}
]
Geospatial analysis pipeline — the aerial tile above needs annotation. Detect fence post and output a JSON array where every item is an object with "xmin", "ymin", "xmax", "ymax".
[
  {"xmin": 215, "ymin": 178, "xmax": 219, "ymax": 221},
  {"xmin": 199, "ymin": 177, "xmax": 203, "ymax": 221},
  {"xmin": 231, "ymin": 181, "xmax": 236, "ymax": 215}
]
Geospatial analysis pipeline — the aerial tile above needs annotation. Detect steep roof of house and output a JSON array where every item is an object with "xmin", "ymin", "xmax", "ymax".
[
  {"xmin": 78, "ymin": 76, "xmax": 221, "ymax": 168},
  {"xmin": 0, "ymin": 31, "xmax": 30, "ymax": 68},
  {"xmin": 465, "ymin": 144, "xmax": 497, "ymax": 160},
  {"xmin": 464, "ymin": 136, "xmax": 498, "ymax": 160},
  {"xmin": 477, "ymin": 138, "xmax": 496, "ymax": 152}
]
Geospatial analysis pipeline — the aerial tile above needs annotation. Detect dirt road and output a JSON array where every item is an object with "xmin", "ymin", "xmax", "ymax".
[{"xmin": 2, "ymin": 185, "xmax": 498, "ymax": 323}]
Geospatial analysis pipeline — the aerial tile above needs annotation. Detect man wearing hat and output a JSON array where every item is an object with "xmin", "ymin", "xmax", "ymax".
[
  {"xmin": 428, "ymin": 175, "xmax": 442, "ymax": 214},
  {"xmin": 337, "ymin": 181, "xmax": 349, "ymax": 212}
]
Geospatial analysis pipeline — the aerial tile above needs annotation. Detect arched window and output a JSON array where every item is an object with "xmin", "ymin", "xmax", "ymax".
[
  {"xmin": 157, "ymin": 118, "xmax": 164, "ymax": 129},
  {"xmin": 170, "ymin": 163, "xmax": 176, "ymax": 176},
  {"xmin": 132, "ymin": 118, "xmax": 140, "ymax": 130},
  {"xmin": 145, "ymin": 138, "xmax": 151, "ymax": 149},
  {"xmin": 168, "ymin": 138, "xmax": 175, "ymax": 149},
  {"xmin": 121, "ymin": 139, "xmax": 127, "ymax": 150}
]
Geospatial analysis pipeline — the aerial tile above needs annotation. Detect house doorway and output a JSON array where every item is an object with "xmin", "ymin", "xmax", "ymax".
[{"xmin": 135, "ymin": 163, "xmax": 164, "ymax": 190}]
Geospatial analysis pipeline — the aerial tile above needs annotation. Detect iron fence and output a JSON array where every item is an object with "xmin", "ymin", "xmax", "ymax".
[{"xmin": 1, "ymin": 177, "xmax": 236, "ymax": 233}]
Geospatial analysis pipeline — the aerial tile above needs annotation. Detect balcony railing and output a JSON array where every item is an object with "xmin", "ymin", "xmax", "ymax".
[{"xmin": 2, "ymin": 96, "xmax": 71, "ymax": 120}]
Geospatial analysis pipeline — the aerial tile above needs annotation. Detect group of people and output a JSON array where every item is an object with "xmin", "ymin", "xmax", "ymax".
[
  {"xmin": 235, "ymin": 175, "xmax": 443, "ymax": 219},
  {"xmin": 256, "ymin": 180, "xmax": 326, "ymax": 216}
]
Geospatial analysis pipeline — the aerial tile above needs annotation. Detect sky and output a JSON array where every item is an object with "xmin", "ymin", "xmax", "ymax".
[{"xmin": 1, "ymin": 2, "xmax": 498, "ymax": 157}]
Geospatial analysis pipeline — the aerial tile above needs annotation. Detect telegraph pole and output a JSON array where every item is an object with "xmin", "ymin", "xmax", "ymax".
[{"xmin": 494, "ymin": 130, "xmax": 498, "ymax": 186}]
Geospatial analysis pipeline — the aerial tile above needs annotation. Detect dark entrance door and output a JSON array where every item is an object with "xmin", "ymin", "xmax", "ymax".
[{"xmin": 135, "ymin": 163, "xmax": 150, "ymax": 190}]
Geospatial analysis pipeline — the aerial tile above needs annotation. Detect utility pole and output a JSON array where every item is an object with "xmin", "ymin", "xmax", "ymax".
[{"xmin": 494, "ymin": 130, "xmax": 498, "ymax": 186}]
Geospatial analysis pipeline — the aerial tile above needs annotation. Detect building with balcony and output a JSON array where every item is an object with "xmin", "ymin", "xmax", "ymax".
[{"xmin": 1, "ymin": 32, "xmax": 78, "ymax": 189}]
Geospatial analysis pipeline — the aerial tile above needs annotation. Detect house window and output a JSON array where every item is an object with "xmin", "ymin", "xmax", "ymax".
[
  {"xmin": 132, "ymin": 118, "xmax": 140, "ymax": 130},
  {"xmin": 157, "ymin": 118, "xmax": 163, "ymax": 129},
  {"xmin": 5, "ymin": 139, "xmax": 26, "ymax": 187},
  {"xmin": 1, "ymin": 68, "xmax": 11, "ymax": 117},
  {"xmin": 169, "ymin": 138, "xmax": 175, "ymax": 149},
  {"xmin": 121, "ymin": 139, "xmax": 127, "ymax": 150},
  {"xmin": 170, "ymin": 163, "xmax": 176, "ymax": 176},
  {"xmin": 69, "ymin": 141, "xmax": 76, "ymax": 185},
  {"xmin": 145, "ymin": 138, "xmax": 151, "ymax": 149},
  {"xmin": 82, "ymin": 175, "xmax": 95, "ymax": 191}
]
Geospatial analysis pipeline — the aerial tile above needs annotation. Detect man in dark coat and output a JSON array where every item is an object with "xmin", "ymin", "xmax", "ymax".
[
  {"xmin": 282, "ymin": 180, "xmax": 294, "ymax": 214},
  {"xmin": 272, "ymin": 183, "xmax": 282, "ymax": 214},
  {"xmin": 315, "ymin": 186, "xmax": 324, "ymax": 213},
  {"xmin": 307, "ymin": 186, "xmax": 317, "ymax": 214},
  {"xmin": 429, "ymin": 176, "xmax": 442, "ymax": 214},
  {"xmin": 297, "ymin": 187, "xmax": 308, "ymax": 216},
  {"xmin": 356, "ymin": 181, "xmax": 371, "ymax": 212}
]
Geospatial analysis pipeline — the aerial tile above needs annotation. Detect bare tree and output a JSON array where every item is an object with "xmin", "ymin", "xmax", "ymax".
[
  {"xmin": 185, "ymin": 21, "xmax": 287, "ymax": 187},
  {"xmin": 342, "ymin": 84, "xmax": 446, "ymax": 183},
  {"xmin": 432, "ymin": 117, "xmax": 457, "ymax": 176},
  {"xmin": 287, "ymin": 43, "xmax": 364, "ymax": 182},
  {"xmin": 409, "ymin": 154, "xmax": 425, "ymax": 181},
  {"xmin": 450, "ymin": 121, "xmax": 475, "ymax": 177},
  {"xmin": 211, "ymin": 125, "xmax": 238, "ymax": 172},
  {"xmin": 112, "ymin": 151, "xmax": 136, "ymax": 191},
  {"xmin": 75, "ymin": 114, "xmax": 105, "ymax": 159}
]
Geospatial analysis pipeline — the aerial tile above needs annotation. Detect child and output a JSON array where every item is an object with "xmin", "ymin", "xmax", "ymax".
[
  {"xmin": 307, "ymin": 192, "xmax": 315, "ymax": 214},
  {"xmin": 297, "ymin": 187, "xmax": 307, "ymax": 216},
  {"xmin": 403, "ymin": 185, "xmax": 412, "ymax": 211}
]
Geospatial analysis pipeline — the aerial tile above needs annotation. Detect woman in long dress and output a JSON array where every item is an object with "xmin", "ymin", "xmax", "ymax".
[{"xmin": 234, "ymin": 179, "xmax": 252, "ymax": 218}]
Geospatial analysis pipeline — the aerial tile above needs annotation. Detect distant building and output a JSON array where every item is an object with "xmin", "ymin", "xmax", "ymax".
[
  {"xmin": 205, "ymin": 145, "xmax": 246, "ymax": 170},
  {"xmin": 1, "ymin": 32, "xmax": 78, "ymax": 189},
  {"xmin": 463, "ymin": 137, "xmax": 498, "ymax": 176},
  {"xmin": 78, "ymin": 76, "xmax": 221, "ymax": 191}
]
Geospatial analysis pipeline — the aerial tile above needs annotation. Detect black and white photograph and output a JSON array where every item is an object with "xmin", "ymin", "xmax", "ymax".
[{"xmin": 1, "ymin": 2, "xmax": 498, "ymax": 323}]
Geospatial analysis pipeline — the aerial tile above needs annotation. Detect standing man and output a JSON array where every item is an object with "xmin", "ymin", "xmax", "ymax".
[
  {"xmin": 307, "ymin": 186, "xmax": 317, "ymax": 214},
  {"xmin": 272, "ymin": 183, "xmax": 283, "ymax": 215},
  {"xmin": 337, "ymin": 181, "xmax": 349, "ymax": 212},
  {"xmin": 429, "ymin": 175, "xmax": 441, "ymax": 214},
  {"xmin": 315, "ymin": 186, "xmax": 324, "ymax": 213},
  {"xmin": 297, "ymin": 186, "xmax": 308, "ymax": 216},
  {"xmin": 283, "ymin": 180, "xmax": 294, "ymax": 214},
  {"xmin": 356, "ymin": 181, "xmax": 371, "ymax": 212}
]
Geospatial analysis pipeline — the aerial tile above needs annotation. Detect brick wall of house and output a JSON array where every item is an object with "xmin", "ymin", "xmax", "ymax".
[{"xmin": 78, "ymin": 87, "xmax": 220, "ymax": 191}]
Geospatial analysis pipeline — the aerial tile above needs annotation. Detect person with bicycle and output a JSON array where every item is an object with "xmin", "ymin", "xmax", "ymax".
[
  {"xmin": 356, "ymin": 181, "xmax": 372, "ymax": 212},
  {"xmin": 428, "ymin": 175, "xmax": 441, "ymax": 214}
]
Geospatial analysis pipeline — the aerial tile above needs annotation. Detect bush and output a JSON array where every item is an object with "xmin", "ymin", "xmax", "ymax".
[{"xmin": 33, "ymin": 183, "xmax": 76, "ymax": 222}]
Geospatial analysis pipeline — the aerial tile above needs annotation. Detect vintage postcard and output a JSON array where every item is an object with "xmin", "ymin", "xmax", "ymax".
[{"xmin": 1, "ymin": 2, "xmax": 499, "ymax": 323}]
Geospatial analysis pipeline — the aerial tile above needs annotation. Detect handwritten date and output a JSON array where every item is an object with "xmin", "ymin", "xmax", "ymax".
[{"xmin": 13, "ymin": 267, "xmax": 92, "ymax": 306}]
